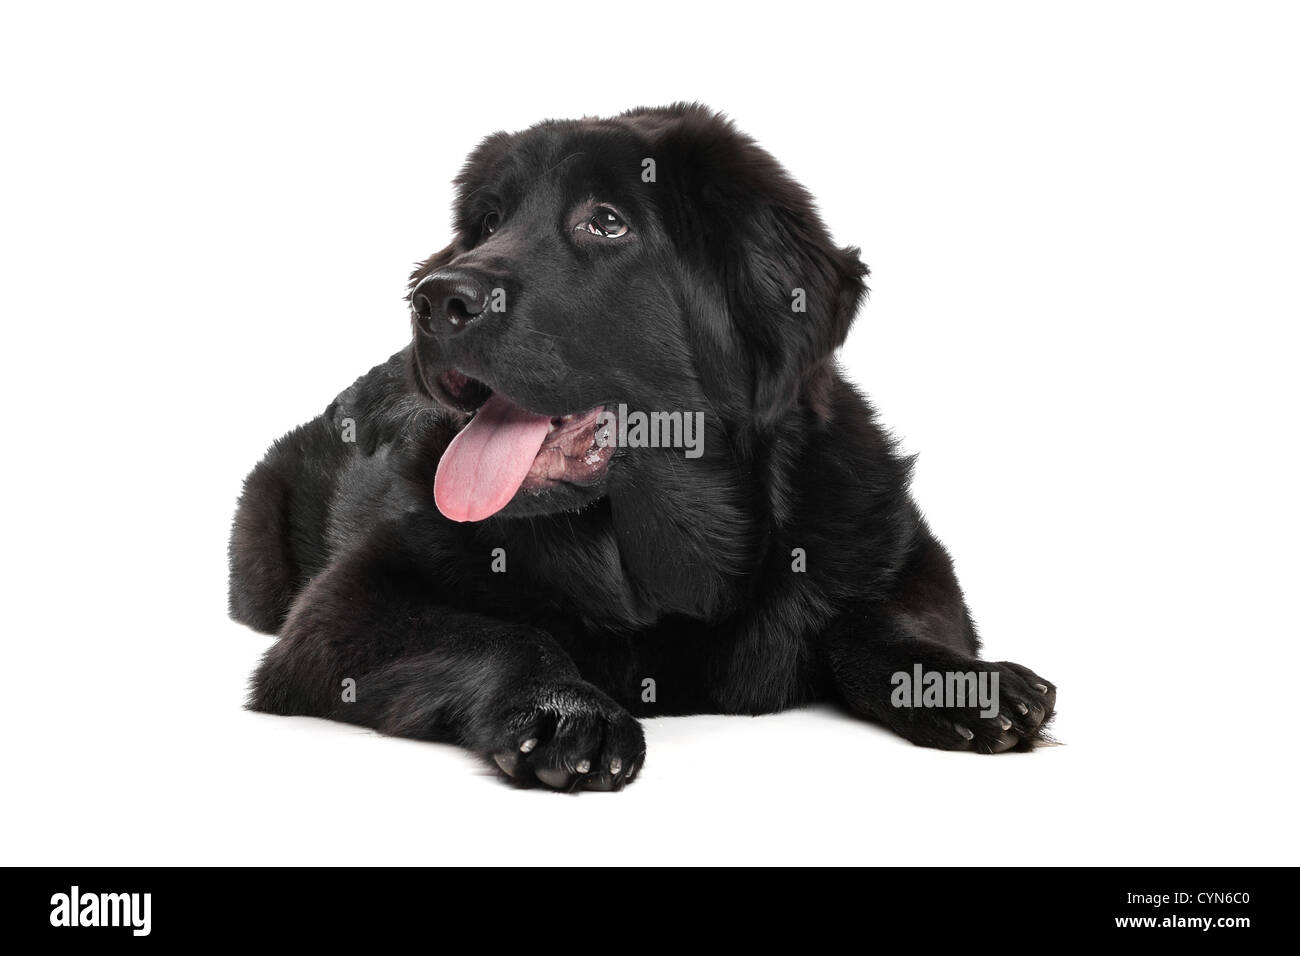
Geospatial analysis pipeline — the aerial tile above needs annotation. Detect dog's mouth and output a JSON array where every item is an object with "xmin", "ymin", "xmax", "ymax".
[{"xmin": 430, "ymin": 368, "xmax": 614, "ymax": 523}]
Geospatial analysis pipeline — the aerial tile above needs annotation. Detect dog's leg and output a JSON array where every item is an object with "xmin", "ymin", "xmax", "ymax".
[
  {"xmin": 819, "ymin": 530, "xmax": 1057, "ymax": 752},
  {"xmin": 228, "ymin": 411, "xmax": 349, "ymax": 634},
  {"xmin": 248, "ymin": 530, "xmax": 646, "ymax": 791},
  {"xmin": 228, "ymin": 347, "xmax": 424, "ymax": 634}
]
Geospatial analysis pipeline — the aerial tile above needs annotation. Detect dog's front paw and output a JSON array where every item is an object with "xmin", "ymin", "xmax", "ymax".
[
  {"xmin": 887, "ymin": 660, "xmax": 1057, "ymax": 754},
  {"xmin": 486, "ymin": 681, "xmax": 646, "ymax": 791}
]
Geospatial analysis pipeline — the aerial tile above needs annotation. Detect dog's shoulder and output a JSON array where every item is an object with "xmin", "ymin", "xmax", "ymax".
[{"xmin": 324, "ymin": 345, "xmax": 430, "ymax": 456}]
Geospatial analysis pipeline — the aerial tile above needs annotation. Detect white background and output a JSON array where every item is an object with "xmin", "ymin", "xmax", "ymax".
[{"xmin": 2, "ymin": 1, "xmax": 1297, "ymax": 866}]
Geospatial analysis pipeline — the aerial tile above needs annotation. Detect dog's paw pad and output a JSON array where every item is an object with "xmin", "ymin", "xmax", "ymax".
[
  {"xmin": 986, "ymin": 731, "xmax": 1020, "ymax": 754},
  {"xmin": 493, "ymin": 752, "xmax": 521, "ymax": 778},
  {"xmin": 534, "ymin": 767, "xmax": 572, "ymax": 789}
]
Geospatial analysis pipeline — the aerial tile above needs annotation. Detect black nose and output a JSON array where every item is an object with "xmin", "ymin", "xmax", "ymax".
[{"xmin": 411, "ymin": 270, "xmax": 491, "ymax": 335}]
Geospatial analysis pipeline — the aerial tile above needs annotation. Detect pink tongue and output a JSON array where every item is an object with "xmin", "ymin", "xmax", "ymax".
[{"xmin": 434, "ymin": 392, "xmax": 551, "ymax": 522}]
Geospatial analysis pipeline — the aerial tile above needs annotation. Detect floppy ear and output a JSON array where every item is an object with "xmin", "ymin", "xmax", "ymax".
[
  {"xmin": 724, "ymin": 205, "xmax": 868, "ymax": 424},
  {"xmin": 656, "ymin": 107, "xmax": 868, "ymax": 425}
]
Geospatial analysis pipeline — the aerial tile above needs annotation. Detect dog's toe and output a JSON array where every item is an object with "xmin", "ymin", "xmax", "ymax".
[
  {"xmin": 534, "ymin": 767, "xmax": 574, "ymax": 790},
  {"xmin": 493, "ymin": 752, "xmax": 522, "ymax": 778}
]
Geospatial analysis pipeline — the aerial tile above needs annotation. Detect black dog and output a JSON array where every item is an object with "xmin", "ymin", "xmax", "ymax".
[{"xmin": 229, "ymin": 103, "xmax": 1056, "ymax": 790}]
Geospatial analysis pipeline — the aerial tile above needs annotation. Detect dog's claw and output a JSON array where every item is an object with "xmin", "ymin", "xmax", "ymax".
[
  {"xmin": 998, "ymin": 714, "xmax": 1013, "ymax": 730},
  {"xmin": 575, "ymin": 759, "xmax": 591, "ymax": 774},
  {"xmin": 609, "ymin": 758, "xmax": 622, "ymax": 775},
  {"xmin": 1034, "ymin": 683, "xmax": 1048, "ymax": 694},
  {"xmin": 955, "ymin": 723, "xmax": 974, "ymax": 741},
  {"xmin": 519, "ymin": 738, "xmax": 538, "ymax": 753},
  {"xmin": 1016, "ymin": 702, "xmax": 1029, "ymax": 715}
]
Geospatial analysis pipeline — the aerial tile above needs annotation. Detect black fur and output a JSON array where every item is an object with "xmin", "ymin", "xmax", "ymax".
[{"xmin": 229, "ymin": 104, "xmax": 1056, "ymax": 790}]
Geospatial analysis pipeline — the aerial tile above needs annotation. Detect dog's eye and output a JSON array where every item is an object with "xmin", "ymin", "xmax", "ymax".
[
  {"xmin": 584, "ymin": 206, "xmax": 629, "ymax": 239},
  {"xmin": 482, "ymin": 212, "xmax": 500, "ymax": 235}
]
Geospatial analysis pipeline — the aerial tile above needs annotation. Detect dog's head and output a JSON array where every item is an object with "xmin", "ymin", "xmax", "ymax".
[{"xmin": 409, "ymin": 103, "xmax": 868, "ymax": 524}]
